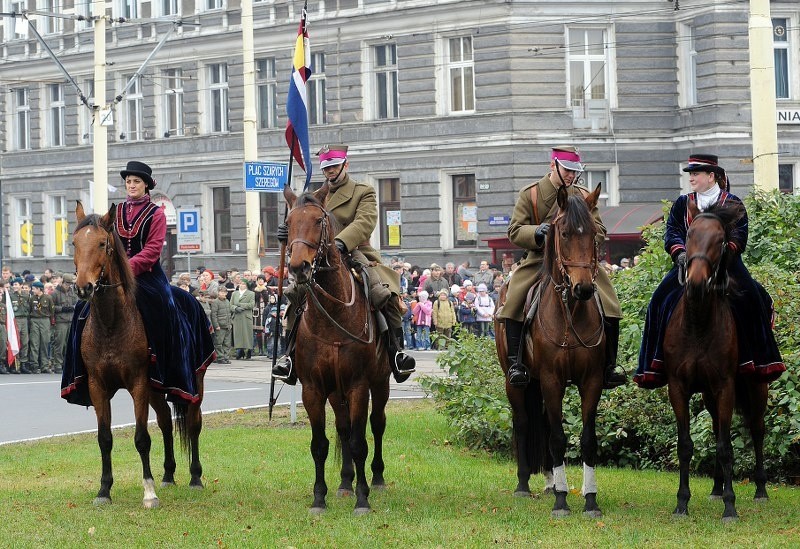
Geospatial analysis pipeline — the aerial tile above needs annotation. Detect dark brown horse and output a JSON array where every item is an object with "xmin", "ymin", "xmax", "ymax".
[
  {"xmin": 283, "ymin": 183, "xmax": 391, "ymax": 515},
  {"xmin": 495, "ymin": 184, "xmax": 606, "ymax": 518},
  {"xmin": 72, "ymin": 202, "xmax": 205, "ymax": 507},
  {"xmin": 663, "ymin": 200, "xmax": 767, "ymax": 521}
]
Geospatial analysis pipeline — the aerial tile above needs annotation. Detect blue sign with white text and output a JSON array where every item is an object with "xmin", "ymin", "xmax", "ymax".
[
  {"xmin": 243, "ymin": 161, "xmax": 290, "ymax": 192},
  {"xmin": 488, "ymin": 215, "xmax": 510, "ymax": 226}
]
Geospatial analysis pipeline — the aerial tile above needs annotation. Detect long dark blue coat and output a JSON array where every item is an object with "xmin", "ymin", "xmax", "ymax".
[{"xmin": 635, "ymin": 191, "xmax": 785, "ymax": 389}]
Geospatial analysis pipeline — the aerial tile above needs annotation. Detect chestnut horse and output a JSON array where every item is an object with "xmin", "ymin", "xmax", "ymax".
[
  {"xmin": 495, "ymin": 184, "xmax": 606, "ymax": 517},
  {"xmin": 663, "ymin": 200, "xmax": 767, "ymax": 521},
  {"xmin": 283, "ymin": 183, "xmax": 391, "ymax": 515},
  {"xmin": 72, "ymin": 202, "xmax": 205, "ymax": 507}
]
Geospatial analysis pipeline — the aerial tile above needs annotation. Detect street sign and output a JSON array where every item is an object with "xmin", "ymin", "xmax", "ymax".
[
  {"xmin": 243, "ymin": 161, "xmax": 290, "ymax": 192},
  {"xmin": 488, "ymin": 215, "xmax": 510, "ymax": 226},
  {"xmin": 176, "ymin": 208, "xmax": 201, "ymax": 253}
]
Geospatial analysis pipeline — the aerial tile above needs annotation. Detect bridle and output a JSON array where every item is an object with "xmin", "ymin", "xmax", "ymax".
[
  {"xmin": 80, "ymin": 223, "xmax": 123, "ymax": 299},
  {"xmin": 550, "ymin": 209, "xmax": 599, "ymax": 297},
  {"xmin": 683, "ymin": 212, "xmax": 729, "ymax": 292},
  {"xmin": 286, "ymin": 203, "xmax": 373, "ymax": 344}
]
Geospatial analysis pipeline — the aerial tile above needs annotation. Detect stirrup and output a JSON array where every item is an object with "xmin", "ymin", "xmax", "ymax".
[
  {"xmin": 508, "ymin": 363, "xmax": 530, "ymax": 388},
  {"xmin": 603, "ymin": 366, "xmax": 627, "ymax": 389},
  {"xmin": 392, "ymin": 351, "xmax": 415, "ymax": 383},
  {"xmin": 272, "ymin": 355, "xmax": 294, "ymax": 381}
]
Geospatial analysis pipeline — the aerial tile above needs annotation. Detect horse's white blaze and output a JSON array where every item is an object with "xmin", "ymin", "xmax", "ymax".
[
  {"xmin": 543, "ymin": 470, "xmax": 555, "ymax": 491},
  {"xmin": 581, "ymin": 462, "xmax": 598, "ymax": 496},
  {"xmin": 553, "ymin": 463, "xmax": 568, "ymax": 493},
  {"xmin": 143, "ymin": 478, "xmax": 158, "ymax": 502}
]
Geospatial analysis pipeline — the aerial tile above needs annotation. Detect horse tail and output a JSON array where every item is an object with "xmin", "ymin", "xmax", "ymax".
[
  {"xmin": 527, "ymin": 380, "xmax": 551, "ymax": 475},
  {"xmin": 172, "ymin": 401, "xmax": 190, "ymax": 455}
]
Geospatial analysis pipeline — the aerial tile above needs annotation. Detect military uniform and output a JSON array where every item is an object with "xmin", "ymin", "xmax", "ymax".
[
  {"xmin": 0, "ymin": 288, "xmax": 8, "ymax": 374},
  {"xmin": 10, "ymin": 289, "xmax": 31, "ymax": 372},
  {"xmin": 210, "ymin": 295, "xmax": 233, "ymax": 363},
  {"xmin": 29, "ymin": 290, "xmax": 56, "ymax": 373},
  {"xmin": 51, "ymin": 280, "xmax": 79, "ymax": 373}
]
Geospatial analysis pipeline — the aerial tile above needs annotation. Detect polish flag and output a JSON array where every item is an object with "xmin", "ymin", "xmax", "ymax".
[{"xmin": 5, "ymin": 289, "xmax": 20, "ymax": 368}]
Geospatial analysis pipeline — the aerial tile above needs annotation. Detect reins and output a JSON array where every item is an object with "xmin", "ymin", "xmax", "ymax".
[{"xmin": 682, "ymin": 213, "xmax": 729, "ymax": 293}]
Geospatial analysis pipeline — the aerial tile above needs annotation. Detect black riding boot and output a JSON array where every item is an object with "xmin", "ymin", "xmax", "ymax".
[
  {"xmin": 505, "ymin": 319, "xmax": 530, "ymax": 388},
  {"xmin": 390, "ymin": 328, "xmax": 416, "ymax": 383},
  {"xmin": 603, "ymin": 318, "xmax": 626, "ymax": 389},
  {"xmin": 272, "ymin": 330, "xmax": 298, "ymax": 385}
]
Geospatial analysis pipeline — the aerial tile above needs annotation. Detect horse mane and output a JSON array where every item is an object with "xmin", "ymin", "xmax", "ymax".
[
  {"xmin": 699, "ymin": 201, "xmax": 743, "ymax": 240},
  {"xmin": 294, "ymin": 191, "xmax": 342, "ymax": 234},
  {"xmin": 540, "ymin": 193, "xmax": 595, "ymax": 276},
  {"xmin": 76, "ymin": 214, "xmax": 137, "ymax": 300}
]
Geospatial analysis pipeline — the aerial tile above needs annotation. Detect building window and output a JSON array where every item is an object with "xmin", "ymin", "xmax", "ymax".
[
  {"xmin": 117, "ymin": 0, "xmax": 138, "ymax": 19},
  {"xmin": 583, "ymin": 170, "xmax": 615, "ymax": 207},
  {"xmin": 7, "ymin": 0, "xmax": 28, "ymax": 39},
  {"xmin": 256, "ymin": 58, "xmax": 278, "ymax": 129},
  {"xmin": 42, "ymin": 0, "xmax": 62, "ymax": 34},
  {"xmin": 49, "ymin": 84, "xmax": 66, "ymax": 147},
  {"xmin": 14, "ymin": 88, "xmax": 31, "ymax": 151},
  {"xmin": 378, "ymin": 178, "xmax": 401, "ymax": 248},
  {"xmin": 48, "ymin": 195, "xmax": 69, "ymax": 256},
  {"xmin": 213, "ymin": 187, "xmax": 231, "ymax": 252},
  {"xmin": 206, "ymin": 0, "xmax": 224, "ymax": 9},
  {"xmin": 161, "ymin": 0, "xmax": 178, "ymax": 16},
  {"xmin": 374, "ymin": 44, "xmax": 399, "ymax": 119},
  {"xmin": 678, "ymin": 23, "xmax": 697, "ymax": 107},
  {"xmin": 80, "ymin": 78, "xmax": 95, "ymax": 145},
  {"xmin": 773, "ymin": 18, "xmax": 790, "ymax": 99},
  {"xmin": 453, "ymin": 174, "xmax": 477, "ymax": 247},
  {"xmin": 76, "ymin": 1, "xmax": 92, "ymax": 31},
  {"xmin": 259, "ymin": 193, "xmax": 278, "ymax": 250},
  {"xmin": 309, "ymin": 53, "xmax": 327, "ymax": 125},
  {"xmin": 163, "ymin": 68, "xmax": 184, "ymax": 137},
  {"xmin": 568, "ymin": 27, "xmax": 612, "ymax": 129},
  {"xmin": 123, "ymin": 74, "xmax": 143, "ymax": 141},
  {"xmin": 778, "ymin": 164, "xmax": 795, "ymax": 194},
  {"xmin": 14, "ymin": 197, "xmax": 34, "ymax": 258},
  {"xmin": 448, "ymin": 36, "xmax": 475, "ymax": 113},
  {"xmin": 209, "ymin": 63, "xmax": 229, "ymax": 133}
]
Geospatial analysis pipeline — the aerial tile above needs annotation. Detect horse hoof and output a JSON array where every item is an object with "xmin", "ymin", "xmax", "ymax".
[
  {"xmin": 337, "ymin": 488, "xmax": 353, "ymax": 498},
  {"xmin": 672, "ymin": 511, "xmax": 688, "ymax": 519},
  {"xmin": 353, "ymin": 507, "xmax": 372, "ymax": 516},
  {"xmin": 93, "ymin": 497, "xmax": 112, "ymax": 506},
  {"xmin": 754, "ymin": 496, "xmax": 769, "ymax": 503},
  {"xmin": 143, "ymin": 497, "xmax": 160, "ymax": 509},
  {"xmin": 189, "ymin": 480, "xmax": 205, "ymax": 490},
  {"xmin": 514, "ymin": 490, "xmax": 531, "ymax": 498},
  {"xmin": 583, "ymin": 509, "xmax": 603, "ymax": 519},
  {"xmin": 371, "ymin": 483, "xmax": 387, "ymax": 492},
  {"xmin": 309, "ymin": 506, "xmax": 326, "ymax": 516},
  {"xmin": 708, "ymin": 494, "xmax": 723, "ymax": 501},
  {"xmin": 721, "ymin": 515, "xmax": 738, "ymax": 524},
  {"xmin": 161, "ymin": 481, "xmax": 176, "ymax": 488},
  {"xmin": 551, "ymin": 509, "xmax": 571, "ymax": 518}
]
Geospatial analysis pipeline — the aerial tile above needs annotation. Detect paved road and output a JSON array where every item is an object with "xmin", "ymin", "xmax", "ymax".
[{"xmin": 0, "ymin": 350, "xmax": 443, "ymax": 445}]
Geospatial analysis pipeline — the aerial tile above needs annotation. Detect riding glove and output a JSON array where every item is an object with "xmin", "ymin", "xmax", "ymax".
[
  {"xmin": 674, "ymin": 251, "xmax": 687, "ymax": 268},
  {"xmin": 335, "ymin": 239, "xmax": 348, "ymax": 254},
  {"xmin": 534, "ymin": 223, "xmax": 551, "ymax": 246},
  {"xmin": 277, "ymin": 223, "xmax": 288, "ymax": 244}
]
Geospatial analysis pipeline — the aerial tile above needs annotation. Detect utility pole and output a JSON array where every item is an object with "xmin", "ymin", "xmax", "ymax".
[
  {"xmin": 242, "ymin": 0, "xmax": 261, "ymax": 272},
  {"xmin": 92, "ymin": 0, "xmax": 109, "ymax": 213},
  {"xmin": 748, "ymin": 0, "xmax": 779, "ymax": 191}
]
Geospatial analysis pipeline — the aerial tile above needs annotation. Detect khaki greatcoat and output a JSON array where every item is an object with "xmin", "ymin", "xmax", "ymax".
[{"xmin": 497, "ymin": 174, "xmax": 622, "ymax": 322}]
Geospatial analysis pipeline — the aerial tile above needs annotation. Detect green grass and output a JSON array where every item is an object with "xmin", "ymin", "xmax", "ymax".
[{"xmin": 1, "ymin": 400, "xmax": 798, "ymax": 547}]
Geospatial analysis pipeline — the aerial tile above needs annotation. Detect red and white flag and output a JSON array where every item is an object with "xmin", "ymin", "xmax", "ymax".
[{"xmin": 5, "ymin": 289, "xmax": 20, "ymax": 367}]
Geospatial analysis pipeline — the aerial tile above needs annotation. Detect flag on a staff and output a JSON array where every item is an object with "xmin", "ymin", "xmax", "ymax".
[
  {"xmin": 285, "ymin": 0, "xmax": 313, "ymax": 190},
  {"xmin": 5, "ymin": 288, "xmax": 20, "ymax": 369}
]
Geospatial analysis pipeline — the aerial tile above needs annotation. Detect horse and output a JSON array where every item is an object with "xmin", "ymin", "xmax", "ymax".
[
  {"xmin": 283, "ymin": 183, "xmax": 391, "ymax": 516},
  {"xmin": 495, "ymin": 183, "xmax": 606, "ymax": 518},
  {"xmin": 663, "ymin": 199, "xmax": 768, "ymax": 521},
  {"xmin": 72, "ymin": 202, "xmax": 205, "ymax": 508}
]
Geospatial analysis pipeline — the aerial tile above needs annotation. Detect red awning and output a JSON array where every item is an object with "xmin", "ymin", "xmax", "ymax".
[{"xmin": 599, "ymin": 203, "xmax": 665, "ymax": 239}]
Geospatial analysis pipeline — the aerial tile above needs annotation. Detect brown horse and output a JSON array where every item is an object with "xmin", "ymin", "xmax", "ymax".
[
  {"xmin": 72, "ymin": 202, "xmax": 205, "ymax": 507},
  {"xmin": 663, "ymin": 200, "xmax": 767, "ymax": 521},
  {"xmin": 495, "ymin": 184, "xmax": 606, "ymax": 517},
  {"xmin": 283, "ymin": 183, "xmax": 391, "ymax": 515}
]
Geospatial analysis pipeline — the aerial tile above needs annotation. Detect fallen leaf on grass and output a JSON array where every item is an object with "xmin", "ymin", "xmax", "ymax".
[{"xmin": 88, "ymin": 527, "xmax": 95, "ymax": 536}]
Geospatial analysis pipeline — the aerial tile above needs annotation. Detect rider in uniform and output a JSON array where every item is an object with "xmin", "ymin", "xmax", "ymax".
[
  {"xmin": 272, "ymin": 144, "xmax": 416, "ymax": 384},
  {"xmin": 496, "ymin": 145, "xmax": 626, "ymax": 389}
]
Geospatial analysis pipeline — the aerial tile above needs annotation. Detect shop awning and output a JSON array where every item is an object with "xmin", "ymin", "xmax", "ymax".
[{"xmin": 599, "ymin": 202, "xmax": 665, "ymax": 240}]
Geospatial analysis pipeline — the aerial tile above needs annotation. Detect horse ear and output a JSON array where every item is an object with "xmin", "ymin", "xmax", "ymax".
[
  {"xmin": 314, "ymin": 182, "xmax": 331, "ymax": 205},
  {"xmin": 688, "ymin": 199, "xmax": 700, "ymax": 218},
  {"xmin": 99, "ymin": 204, "xmax": 116, "ymax": 231},
  {"xmin": 76, "ymin": 200, "xmax": 86, "ymax": 222},
  {"xmin": 586, "ymin": 183, "xmax": 602, "ymax": 210},
  {"xmin": 556, "ymin": 184, "xmax": 569, "ymax": 210},
  {"xmin": 283, "ymin": 185, "xmax": 298, "ymax": 209}
]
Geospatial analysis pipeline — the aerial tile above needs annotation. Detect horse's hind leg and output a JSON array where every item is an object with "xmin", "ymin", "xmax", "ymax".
[
  {"xmin": 131, "ymin": 383, "xmax": 159, "ymax": 508},
  {"xmin": 668, "ymin": 383, "xmax": 692, "ymax": 517},
  {"xmin": 369, "ymin": 379, "xmax": 389, "ymax": 489},
  {"xmin": 704, "ymin": 392, "xmax": 724, "ymax": 499},
  {"xmin": 90, "ymin": 387, "xmax": 114, "ymax": 506},
  {"xmin": 749, "ymin": 383, "xmax": 769, "ymax": 501},
  {"xmin": 187, "ymin": 397, "xmax": 205, "ymax": 489},
  {"xmin": 330, "ymin": 393, "xmax": 355, "ymax": 497},
  {"xmin": 150, "ymin": 392, "xmax": 176, "ymax": 486}
]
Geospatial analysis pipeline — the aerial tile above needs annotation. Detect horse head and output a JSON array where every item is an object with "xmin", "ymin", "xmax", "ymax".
[
  {"xmin": 685, "ymin": 200, "xmax": 742, "ymax": 298},
  {"xmin": 283, "ymin": 184, "xmax": 337, "ymax": 285},
  {"xmin": 73, "ymin": 201, "xmax": 125, "ymax": 301},
  {"xmin": 548, "ymin": 183, "xmax": 601, "ymax": 301}
]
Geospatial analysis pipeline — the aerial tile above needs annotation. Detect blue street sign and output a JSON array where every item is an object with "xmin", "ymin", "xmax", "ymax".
[
  {"xmin": 243, "ymin": 161, "xmax": 290, "ymax": 192},
  {"xmin": 488, "ymin": 215, "xmax": 510, "ymax": 226},
  {"xmin": 177, "ymin": 208, "xmax": 201, "ymax": 252}
]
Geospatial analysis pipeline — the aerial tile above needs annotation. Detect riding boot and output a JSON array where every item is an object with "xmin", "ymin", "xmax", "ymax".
[
  {"xmin": 389, "ymin": 327, "xmax": 416, "ymax": 383},
  {"xmin": 505, "ymin": 319, "xmax": 530, "ymax": 388},
  {"xmin": 272, "ymin": 323, "xmax": 298, "ymax": 385},
  {"xmin": 603, "ymin": 318, "xmax": 627, "ymax": 389}
]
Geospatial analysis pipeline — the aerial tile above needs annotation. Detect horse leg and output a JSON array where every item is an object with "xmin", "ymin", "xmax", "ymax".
[
  {"xmin": 716, "ymin": 387, "xmax": 738, "ymax": 522},
  {"xmin": 369, "ymin": 378, "xmax": 390, "ymax": 490},
  {"xmin": 131, "ymin": 383, "xmax": 159, "ymax": 509},
  {"xmin": 187, "ymin": 374, "xmax": 205, "ymax": 489},
  {"xmin": 541, "ymin": 379, "xmax": 570, "ymax": 517},
  {"xmin": 149, "ymin": 392, "xmax": 176, "ymax": 487},
  {"xmin": 668, "ymin": 383, "xmax": 692, "ymax": 517},
  {"xmin": 90, "ymin": 385, "xmax": 114, "ymax": 506},
  {"xmin": 509, "ymin": 391, "xmax": 532, "ymax": 497},
  {"xmin": 704, "ymin": 393, "xmax": 724, "ymax": 499},
  {"xmin": 749, "ymin": 383, "xmax": 769, "ymax": 501},
  {"xmin": 330, "ymin": 393, "xmax": 355, "ymax": 497},
  {"xmin": 304, "ymin": 388, "xmax": 329, "ymax": 514},
  {"xmin": 579, "ymin": 383, "xmax": 603, "ymax": 518},
  {"xmin": 348, "ymin": 386, "xmax": 372, "ymax": 516}
]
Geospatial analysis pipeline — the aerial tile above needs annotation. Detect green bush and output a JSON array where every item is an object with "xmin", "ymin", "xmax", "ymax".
[{"xmin": 422, "ymin": 191, "xmax": 800, "ymax": 481}]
